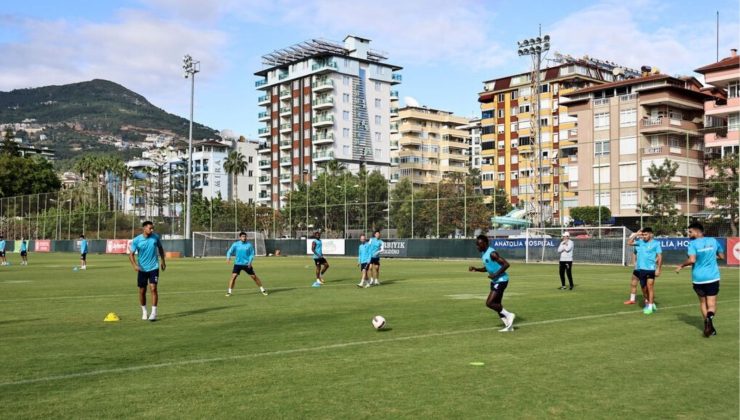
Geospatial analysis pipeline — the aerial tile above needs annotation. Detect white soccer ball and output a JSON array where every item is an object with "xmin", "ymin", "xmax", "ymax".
[{"xmin": 372, "ymin": 315, "xmax": 386, "ymax": 330}]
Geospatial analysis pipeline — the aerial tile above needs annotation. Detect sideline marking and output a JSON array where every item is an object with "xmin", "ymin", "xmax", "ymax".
[{"xmin": 1, "ymin": 300, "xmax": 734, "ymax": 388}]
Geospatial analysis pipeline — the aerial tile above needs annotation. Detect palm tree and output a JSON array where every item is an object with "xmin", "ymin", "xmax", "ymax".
[{"xmin": 223, "ymin": 150, "xmax": 248, "ymax": 233}]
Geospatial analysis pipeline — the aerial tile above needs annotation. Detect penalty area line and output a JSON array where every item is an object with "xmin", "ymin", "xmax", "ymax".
[{"xmin": 1, "ymin": 300, "xmax": 735, "ymax": 388}]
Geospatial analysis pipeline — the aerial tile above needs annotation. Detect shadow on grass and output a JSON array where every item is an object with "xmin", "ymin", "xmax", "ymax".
[
  {"xmin": 376, "ymin": 327, "xmax": 393, "ymax": 332},
  {"xmin": 0, "ymin": 318, "xmax": 45, "ymax": 325},
  {"xmin": 265, "ymin": 287, "xmax": 295, "ymax": 295},
  {"xmin": 677, "ymin": 313, "xmax": 703, "ymax": 331},
  {"xmin": 164, "ymin": 306, "xmax": 232, "ymax": 319}
]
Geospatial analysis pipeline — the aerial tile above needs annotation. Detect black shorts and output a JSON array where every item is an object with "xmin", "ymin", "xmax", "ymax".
[
  {"xmin": 81, "ymin": 253, "xmax": 87, "ymax": 261},
  {"xmin": 0, "ymin": 250, "xmax": 5, "ymax": 257},
  {"xmin": 489, "ymin": 281, "xmax": 508, "ymax": 303},
  {"xmin": 370, "ymin": 257, "xmax": 381, "ymax": 265},
  {"xmin": 632, "ymin": 270, "xmax": 656, "ymax": 288},
  {"xmin": 20, "ymin": 251, "xmax": 27, "ymax": 257},
  {"xmin": 693, "ymin": 281, "xmax": 719, "ymax": 297},
  {"xmin": 359, "ymin": 262, "xmax": 369, "ymax": 271},
  {"xmin": 233, "ymin": 264, "xmax": 255, "ymax": 276},
  {"xmin": 314, "ymin": 257, "xmax": 327, "ymax": 266},
  {"xmin": 137, "ymin": 269, "xmax": 159, "ymax": 288}
]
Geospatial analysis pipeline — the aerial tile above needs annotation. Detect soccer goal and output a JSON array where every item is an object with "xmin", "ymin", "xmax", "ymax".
[
  {"xmin": 524, "ymin": 226, "xmax": 632, "ymax": 266},
  {"xmin": 192, "ymin": 231, "xmax": 267, "ymax": 258}
]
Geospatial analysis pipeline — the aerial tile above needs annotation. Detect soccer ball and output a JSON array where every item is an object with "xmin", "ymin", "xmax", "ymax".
[{"xmin": 371, "ymin": 315, "xmax": 386, "ymax": 330}]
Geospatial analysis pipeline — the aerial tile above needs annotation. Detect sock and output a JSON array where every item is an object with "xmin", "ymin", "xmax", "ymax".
[
  {"xmin": 150, "ymin": 306, "xmax": 157, "ymax": 315},
  {"xmin": 629, "ymin": 293, "xmax": 636, "ymax": 301},
  {"xmin": 500, "ymin": 309, "xmax": 512, "ymax": 318},
  {"xmin": 228, "ymin": 288, "xmax": 232, "ymax": 294},
  {"xmin": 260, "ymin": 287, "xmax": 265, "ymax": 292},
  {"xmin": 707, "ymin": 311, "xmax": 714, "ymax": 320},
  {"xmin": 141, "ymin": 305, "xmax": 147, "ymax": 315}
]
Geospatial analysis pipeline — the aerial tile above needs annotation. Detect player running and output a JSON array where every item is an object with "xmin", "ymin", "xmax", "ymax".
[
  {"xmin": 367, "ymin": 230, "xmax": 384, "ymax": 286},
  {"xmin": 226, "ymin": 231, "xmax": 268, "ymax": 296},
  {"xmin": 357, "ymin": 234, "xmax": 372, "ymax": 288},
  {"xmin": 128, "ymin": 221, "xmax": 166, "ymax": 321},
  {"xmin": 0, "ymin": 235, "xmax": 6, "ymax": 266},
  {"xmin": 675, "ymin": 222, "xmax": 725, "ymax": 337},
  {"xmin": 79, "ymin": 235, "xmax": 88, "ymax": 270},
  {"xmin": 627, "ymin": 228, "xmax": 662, "ymax": 314},
  {"xmin": 469, "ymin": 234, "xmax": 515, "ymax": 332},
  {"xmin": 19, "ymin": 237, "xmax": 28, "ymax": 265},
  {"xmin": 311, "ymin": 231, "xmax": 329, "ymax": 287}
]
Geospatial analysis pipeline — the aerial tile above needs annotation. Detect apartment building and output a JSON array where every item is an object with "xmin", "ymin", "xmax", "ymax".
[
  {"xmin": 477, "ymin": 57, "xmax": 629, "ymax": 223},
  {"xmin": 389, "ymin": 106, "xmax": 470, "ymax": 184},
  {"xmin": 562, "ymin": 73, "xmax": 714, "ymax": 221},
  {"xmin": 457, "ymin": 117, "xmax": 482, "ymax": 171},
  {"xmin": 255, "ymin": 36, "xmax": 402, "ymax": 208},
  {"xmin": 234, "ymin": 139, "xmax": 258, "ymax": 204},
  {"xmin": 695, "ymin": 49, "xmax": 740, "ymax": 159}
]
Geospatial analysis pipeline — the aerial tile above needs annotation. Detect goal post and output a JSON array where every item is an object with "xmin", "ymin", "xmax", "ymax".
[
  {"xmin": 525, "ymin": 226, "xmax": 632, "ymax": 266},
  {"xmin": 192, "ymin": 231, "xmax": 267, "ymax": 258}
]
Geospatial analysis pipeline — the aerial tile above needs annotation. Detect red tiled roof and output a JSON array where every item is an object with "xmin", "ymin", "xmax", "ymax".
[{"xmin": 695, "ymin": 55, "xmax": 740, "ymax": 73}]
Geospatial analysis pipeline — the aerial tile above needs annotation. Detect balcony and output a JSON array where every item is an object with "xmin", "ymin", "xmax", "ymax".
[
  {"xmin": 255, "ymin": 79, "xmax": 267, "ymax": 88},
  {"xmin": 279, "ymin": 89, "xmax": 291, "ymax": 100},
  {"xmin": 312, "ymin": 60, "xmax": 338, "ymax": 72},
  {"xmin": 390, "ymin": 107, "xmax": 399, "ymax": 116},
  {"xmin": 313, "ymin": 97, "xmax": 334, "ymax": 110},
  {"xmin": 258, "ymin": 111, "xmax": 270, "ymax": 122},
  {"xmin": 642, "ymin": 146, "xmax": 704, "ymax": 160},
  {"xmin": 280, "ymin": 139, "xmax": 293, "ymax": 149},
  {"xmin": 258, "ymin": 95, "xmax": 270, "ymax": 105},
  {"xmin": 312, "ymin": 114, "xmax": 334, "ymax": 127},
  {"xmin": 390, "ymin": 90, "xmax": 399, "ymax": 100},
  {"xmin": 312, "ymin": 132, "xmax": 334, "ymax": 145},
  {"xmin": 391, "ymin": 73, "xmax": 402, "ymax": 84},
  {"xmin": 390, "ymin": 123, "xmax": 399, "ymax": 133},
  {"xmin": 312, "ymin": 150, "xmax": 335, "ymax": 162},
  {"xmin": 258, "ymin": 176, "xmax": 270, "ymax": 184},
  {"xmin": 279, "ymin": 157, "xmax": 292, "ymax": 166},
  {"xmin": 312, "ymin": 78, "xmax": 334, "ymax": 92},
  {"xmin": 258, "ymin": 127, "xmax": 270, "ymax": 138},
  {"xmin": 620, "ymin": 93, "xmax": 637, "ymax": 102},
  {"xmin": 593, "ymin": 98, "xmax": 610, "ymax": 107},
  {"xmin": 258, "ymin": 144, "xmax": 271, "ymax": 154},
  {"xmin": 278, "ymin": 71, "xmax": 289, "ymax": 80},
  {"xmin": 640, "ymin": 117, "xmax": 700, "ymax": 135},
  {"xmin": 390, "ymin": 140, "xmax": 399, "ymax": 150},
  {"xmin": 279, "ymin": 173, "xmax": 291, "ymax": 182},
  {"xmin": 280, "ymin": 123, "xmax": 292, "ymax": 133},
  {"xmin": 258, "ymin": 160, "xmax": 271, "ymax": 168},
  {"xmin": 258, "ymin": 192, "xmax": 270, "ymax": 200}
]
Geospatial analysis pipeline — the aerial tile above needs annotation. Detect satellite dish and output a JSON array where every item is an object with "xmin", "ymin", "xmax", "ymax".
[{"xmin": 404, "ymin": 96, "xmax": 420, "ymax": 107}]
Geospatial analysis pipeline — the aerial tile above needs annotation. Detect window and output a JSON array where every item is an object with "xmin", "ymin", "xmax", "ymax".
[
  {"xmin": 497, "ymin": 109, "xmax": 505, "ymax": 118},
  {"xmin": 343, "ymin": 93, "xmax": 350, "ymax": 103},
  {"xmin": 510, "ymin": 122, "xmax": 518, "ymax": 131},
  {"xmin": 481, "ymin": 126, "xmax": 494, "ymax": 135},
  {"xmin": 540, "ymin": 118, "xmax": 549, "ymax": 127},
  {"xmin": 293, "ymin": 97, "xmax": 299, "ymax": 107},
  {"xmin": 343, "ymin": 128, "xmax": 350, "ymax": 138},
  {"xmin": 481, "ymin": 110, "xmax": 494, "ymax": 119},
  {"xmin": 512, "ymin": 155, "xmax": 519, "ymax": 164},
  {"xmin": 519, "ymin": 86, "xmax": 531, "ymax": 97},
  {"xmin": 593, "ymin": 192, "xmax": 610, "ymax": 207},
  {"xmin": 593, "ymin": 166, "xmax": 610, "ymax": 183},
  {"xmin": 498, "ymin": 173, "xmax": 505, "ymax": 181},
  {"xmin": 343, "ymin": 111, "xmax": 350, "ymax": 121},
  {"xmin": 620, "ymin": 191, "xmax": 637, "ymax": 209},
  {"xmin": 619, "ymin": 163, "xmax": 637, "ymax": 182},
  {"xmin": 595, "ymin": 140, "xmax": 610, "ymax": 156},
  {"xmin": 511, "ymin": 90, "xmax": 518, "ymax": 100},
  {"xmin": 619, "ymin": 136, "xmax": 636, "ymax": 154},
  {"xmin": 497, "ymin": 93, "xmax": 505, "ymax": 102},
  {"xmin": 620, "ymin": 109, "xmax": 636, "ymax": 127},
  {"xmin": 511, "ymin": 187, "xmax": 519, "ymax": 196},
  {"xmin": 729, "ymin": 113, "xmax": 740, "ymax": 132},
  {"xmin": 498, "ymin": 156, "xmax": 505, "ymax": 165},
  {"xmin": 343, "ymin": 145, "xmax": 351, "ymax": 156},
  {"xmin": 539, "ymin": 84, "xmax": 549, "ymax": 93},
  {"xmin": 375, "ymin": 115, "xmax": 381, "ymax": 125},
  {"xmin": 343, "ymin": 76, "xmax": 350, "ymax": 86},
  {"xmin": 594, "ymin": 112, "xmax": 610, "ymax": 130},
  {"xmin": 248, "ymin": 170, "xmax": 253, "ymax": 177},
  {"xmin": 510, "ymin": 107, "xmax": 518, "ymax": 116},
  {"xmin": 304, "ymin": 95, "xmax": 311, "ymax": 104},
  {"xmin": 497, "ymin": 140, "xmax": 505, "ymax": 149},
  {"xmin": 729, "ymin": 81, "xmax": 740, "ymax": 99},
  {"xmin": 375, "ymin": 98, "xmax": 381, "ymax": 108},
  {"xmin": 519, "ymin": 104, "xmax": 530, "ymax": 114},
  {"xmin": 375, "ymin": 132, "xmax": 381, "ymax": 141},
  {"xmin": 248, "ymin": 185, "xmax": 253, "ymax": 192},
  {"xmin": 375, "ymin": 81, "xmax": 381, "ymax": 91}
]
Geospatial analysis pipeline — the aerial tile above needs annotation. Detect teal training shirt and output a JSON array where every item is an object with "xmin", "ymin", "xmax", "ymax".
[
  {"xmin": 634, "ymin": 238, "xmax": 662, "ymax": 271},
  {"xmin": 358, "ymin": 243, "xmax": 372, "ymax": 264},
  {"xmin": 368, "ymin": 238, "xmax": 384, "ymax": 257},
  {"xmin": 482, "ymin": 247, "xmax": 509, "ymax": 283},
  {"xmin": 312, "ymin": 239, "xmax": 323, "ymax": 259},
  {"xmin": 130, "ymin": 233, "xmax": 162, "ymax": 272},
  {"xmin": 687, "ymin": 237, "xmax": 723, "ymax": 284},
  {"xmin": 227, "ymin": 241, "xmax": 255, "ymax": 266}
]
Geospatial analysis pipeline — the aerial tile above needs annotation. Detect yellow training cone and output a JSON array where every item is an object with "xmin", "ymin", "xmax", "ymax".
[{"xmin": 104, "ymin": 312, "xmax": 120, "ymax": 322}]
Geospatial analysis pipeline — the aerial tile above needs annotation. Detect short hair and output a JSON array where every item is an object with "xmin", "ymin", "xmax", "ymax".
[
  {"xmin": 476, "ymin": 234, "xmax": 489, "ymax": 244},
  {"xmin": 79, "ymin": 234, "xmax": 85, "ymax": 238},
  {"xmin": 142, "ymin": 221, "xmax": 154, "ymax": 228},
  {"xmin": 239, "ymin": 231, "xmax": 247, "ymax": 237},
  {"xmin": 642, "ymin": 227, "xmax": 653, "ymax": 233},
  {"xmin": 688, "ymin": 222, "xmax": 704, "ymax": 232},
  {"xmin": 374, "ymin": 230, "xmax": 381, "ymax": 234}
]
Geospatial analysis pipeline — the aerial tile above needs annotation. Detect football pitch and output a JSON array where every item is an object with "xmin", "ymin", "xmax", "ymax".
[{"xmin": 0, "ymin": 254, "xmax": 738, "ymax": 419}]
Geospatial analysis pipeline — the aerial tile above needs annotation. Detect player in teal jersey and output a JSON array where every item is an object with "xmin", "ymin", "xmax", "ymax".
[
  {"xmin": 19, "ymin": 237, "xmax": 28, "ymax": 265},
  {"xmin": 627, "ymin": 227, "xmax": 662, "ymax": 314},
  {"xmin": 311, "ymin": 231, "xmax": 329, "ymax": 286},
  {"xmin": 79, "ymin": 235, "xmax": 88, "ymax": 270},
  {"xmin": 0, "ymin": 235, "xmax": 6, "ymax": 266},
  {"xmin": 367, "ymin": 230, "xmax": 385, "ymax": 286},
  {"xmin": 356, "ymin": 234, "xmax": 372, "ymax": 288},
  {"xmin": 128, "ymin": 221, "xmax": 166, "ymax": 321},
  {"xmin": 676, "ymin": 222, "xmax": 725, "ymax": 337},
  {"xmin": 468, "ymin": 235, "xmax": 515, "ymax": 332},
  {"xmin": 226, "ymin": 232, "xmax": 268, "ymax": 296}
]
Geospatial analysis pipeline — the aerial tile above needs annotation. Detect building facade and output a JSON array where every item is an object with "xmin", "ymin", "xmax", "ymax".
[
  {"xmin": 457, "ymin": 117, "xmax": 482, "ymax": 171},
  {"xmin": 255, "ymin": 36, "xmax": 402, "ymax": 208},
  {"xmin": 389, "ymin": 106, "xmax": 470, "ymax": 185},
  {"xmin": 695, "ymin": 49, "xmax": 740, "ymax": 160},
  {"xmin": 234, "ymin": 139, "xmax": 259, "ymax": 204},
  {"xmin": 562, "ymin": 74, "xmax": 713, "ymax": 220},
  {"xmin": 478, "ymin": 57, "xmax": 630, "ymax": 223}
]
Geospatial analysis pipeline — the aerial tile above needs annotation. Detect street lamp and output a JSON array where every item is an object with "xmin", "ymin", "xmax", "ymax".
[
  {"xmin": 183, "ymin": 54, "xmax": 200, "ymax": 240},
  {"xmin": 517, "ymin": 34, "xmax": 550, "ymax": 229}
]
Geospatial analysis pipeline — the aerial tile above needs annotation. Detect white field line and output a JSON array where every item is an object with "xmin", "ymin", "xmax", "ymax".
[{"xmin": 1, "ymin": 300, "xmax": 735, "ymax": 388}]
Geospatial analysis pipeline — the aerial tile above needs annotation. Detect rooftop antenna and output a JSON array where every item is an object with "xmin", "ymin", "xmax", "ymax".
[{"xmin": 716, "ymin": 11, "xmax": 719, "ymax": 62}]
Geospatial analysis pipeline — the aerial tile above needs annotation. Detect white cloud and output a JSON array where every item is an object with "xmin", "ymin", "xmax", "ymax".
[{"xmin": 548, "ymin": 0, "xmax": 739, "ymax": 76}]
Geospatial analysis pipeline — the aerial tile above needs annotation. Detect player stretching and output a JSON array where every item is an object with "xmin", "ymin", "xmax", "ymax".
[
  {"xmin": 628, "ymin": 228, "xmax": 662, "ymax": 314},
  {"xmin": 367, "ymin": 230, "xmax": 384, "ymax": 286},
  {"xmin": 356, "ymin": 234, "xmax": 372, "ymax": 288},
  {"xmin": 675, "ymin": 222, "xmax": 725, "ymax": 337},
  {"xmin": 19, "ymin": 237, "xmax": 28, "ymax": 265},
  {"xmin": 0, "ymin": 235, "xmax": 6, "ymax": 266},
  {"xmin": 226, "ymin": 231, "xmax": 268, "ymax": 296},
  {"xmin": 79, "ymin": 235, "xmax": 88, "ymax": 270},
  {"xmin": 311, "ymin": 231, "xmax": 329, "ymax": 287},
  {"xmin": 128, "ymin": 221, "xmax": 166, "ymax": 321},
  {"xmin": 469, "ymin": 234, "xmax": 515, "ymax": 332}
]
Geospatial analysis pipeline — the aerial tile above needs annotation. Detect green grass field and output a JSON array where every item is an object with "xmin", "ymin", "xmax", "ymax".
[{"xmin": 0, "ymin": 253, "xmax": 737, "ymax": 419}]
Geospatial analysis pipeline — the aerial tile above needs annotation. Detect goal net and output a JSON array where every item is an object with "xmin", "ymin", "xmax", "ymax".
[
  {"xmin": 192, "ymin": 231, "xmax": 267, "ymax": 258},
  {"xmin": 524, "ymin": 226, "xmax": 632, "ymax": 266}
]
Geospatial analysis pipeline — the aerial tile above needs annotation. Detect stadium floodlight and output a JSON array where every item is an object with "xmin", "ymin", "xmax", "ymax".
[
  {"xmin": 183, "ymin": 54, "xmax": 200, "ymax": 241},
  {"xmin": 517, "ymin": 33, "xmax": 550, "ymax": 228}
]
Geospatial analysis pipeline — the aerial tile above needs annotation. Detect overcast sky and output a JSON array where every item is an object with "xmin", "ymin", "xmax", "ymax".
[{"xmin": 1, "ymin": 0, "xmax": 738, "ymax": 137}]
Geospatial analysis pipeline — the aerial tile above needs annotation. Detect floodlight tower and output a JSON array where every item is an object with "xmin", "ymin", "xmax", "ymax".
[
  {"xmin": 183, "ymin": 54, "xmax": 200, "ymax": 240},
  {"xmin": 517, "ymin": 34, "xmax": 550, "ymax": 228}
]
